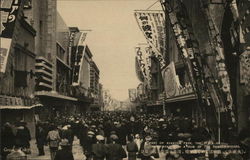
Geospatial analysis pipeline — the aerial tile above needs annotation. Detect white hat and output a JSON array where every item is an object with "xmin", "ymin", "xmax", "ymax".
[
  {"xmin": 159, "ymin": 118, "xmax": 164, "ymax": 122},
  {"xmin": 62, "ymin": 126, "xmax": 68, "ymax": 130},
  {"xmin": 87, "ymin": 131, "xmax": 95, "ymax": 135},
  {"xmin": 96, "ymin": 135, "xmax": 105, "ymax": 141}
]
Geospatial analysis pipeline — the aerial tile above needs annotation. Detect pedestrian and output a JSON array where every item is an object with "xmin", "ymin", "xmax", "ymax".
[
  {"xmin": 47, "ymin": 124, "xmax": 61, "ymax": 160},
  {"xmin": 106, "ymin": 134, "xmax": 127, "ymax": 160},
  {"xmin": 6, "ymin": 142, "xmax": 27, "ymax": 160},
  {"xmin": 85, "ymin": 131, "xmax": 96, "ymax": 160},
  {"xmin": 138, "ymin": 135, "xmax": 159, "ymax": 160},
  {"xmin": 15, "ymin": 121, "xmax": 31, "ymax": 153},
  {"xmin": 92, "ymin": 135, "xmax": 107, "ymax": 160},
  {"xmin": 54, "ymin": 139, "xmax": 74, "ymax": 160},
  {"xmin": 61, "ymin": 125, "xmax": 74, "ymax": 150},
  {"xmin": 1, "ymin": 122, "xmax": 15, "ymax": 160},
  {"xmin": 35, "ymin": 122, "xmax": 46, "ymax": 156},
  {"xmin": 126, "ymin": 135, "xmax": 138, "ymax": 160}
]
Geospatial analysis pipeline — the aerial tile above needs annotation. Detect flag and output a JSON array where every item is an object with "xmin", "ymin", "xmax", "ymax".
[
  {"xmin": 134, "ymin": 10, "xmax": 167, "ymax": 69},
  {"xmin": 72, "ymin": 31, "xmax": 89, "ymax": 86}
]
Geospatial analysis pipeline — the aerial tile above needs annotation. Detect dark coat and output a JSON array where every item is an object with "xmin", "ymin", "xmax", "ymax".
[
  {"xmin": 54, "ymin": 148, "xmax": 74, "ymax": 160},
  {"xmin": 92, "ymin": 143, "xmax": 107, "ymax": 160},
  {"xmin": 1, "ymin": 126, "xmax": 15, "ymax": 148},
  {"xmin": 35, "ymin": 126, "xmax": 46, "ymax": 147},
  {"xmin": 126, "ymin": 141, "xmax": 138, "ymax": 160},
  {"xmin": 15, "ymin": 126, "xmax": 31, "ymax": 148},
  {"xmin": 106, "ymin": 143, "xmax": 127, "ymax": 160}
]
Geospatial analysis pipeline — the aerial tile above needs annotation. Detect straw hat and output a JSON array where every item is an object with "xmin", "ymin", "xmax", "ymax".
[
  {"xmin": 87, "ymin": 131, "xmax": 95, "ymax": 136},
  {"xmin": 96, "ymin": 135, "xmax": 105, "ymax": 141}
]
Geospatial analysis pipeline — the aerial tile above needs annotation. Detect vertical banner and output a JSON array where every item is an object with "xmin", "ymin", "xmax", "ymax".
[
  {"xmin": 128, "ymin": 89, "xmax": 137, "ymax": 102},
  {"xmin": 72, "ymin": 31, "xmax": 88, "ymax": 86},
  {"xmin": 200, "ymin": 0, "xmax": 236, "ymax": 125},
  {"xmin": 0, "ymin": 38, "xmax": 11, "ymax": 73},
  {"xmin": 1, "ymin": 0, "xmax": 22, "ymax": 73},
  {"xmin": 135, "ymin": 47, "xmax": 147, "ymax": 79},
  {"xmin": 1, "ymin": 0, "xmax": 22, "ymax": 38},
  {"xmin": 135, "ymin": 45, "xmax": 153, "ymax": 89},
  {"xmin": 134, "ymin": 10, "xmax": 166, "ymax": 69}
]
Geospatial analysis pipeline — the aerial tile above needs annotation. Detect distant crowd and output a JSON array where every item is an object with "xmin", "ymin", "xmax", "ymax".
[{"xmin": 1, "ymin": 111, "xmax": 250, "ymax": 160}]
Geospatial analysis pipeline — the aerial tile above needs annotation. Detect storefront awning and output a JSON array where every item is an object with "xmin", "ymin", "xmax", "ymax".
[
  {"xmin": 35, "ymin": 91, "xmax": 78, "ymax": 101},
  {"xmin": 0, "ymin": 104, "xmax": 43, "ymax": 110},
  {"xmin": 165, "ymin": 93, "xmax": 197, "ymax": 103}
]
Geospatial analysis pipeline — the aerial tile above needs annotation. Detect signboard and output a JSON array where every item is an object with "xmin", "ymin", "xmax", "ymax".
[
  {"xmin": 134, "ymin": 10, "xmax": 166, "ymax": 69},
  {"xmin": 1, "ymin": 0, "xmax": 22, "ymax": 38},
  {"xmin": 0, "ymin": 38, "xmax": 11, "ymax": 73},
  {"xmin": 162, "ymin": 62, "xmax": 178, "ymax": 98}
]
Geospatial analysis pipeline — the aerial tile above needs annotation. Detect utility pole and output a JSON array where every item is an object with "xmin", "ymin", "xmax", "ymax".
[{"xmin": 163, "ymin": 91, "xmax": 166, "ymax": 116}]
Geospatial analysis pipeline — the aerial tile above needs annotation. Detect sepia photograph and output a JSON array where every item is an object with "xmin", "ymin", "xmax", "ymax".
[{"xmin": 0, "ymin": 0, "xmax": 250, "ymax": 160}]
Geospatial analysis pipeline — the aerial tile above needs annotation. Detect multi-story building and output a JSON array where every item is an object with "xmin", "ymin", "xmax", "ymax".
[
  {"xmin": 0, "ymin": 0, "xmax": 39, "ymax": 137},
  {"xmin": 89, "ymin": 61, "xmax": 102, "ymax": 111}
]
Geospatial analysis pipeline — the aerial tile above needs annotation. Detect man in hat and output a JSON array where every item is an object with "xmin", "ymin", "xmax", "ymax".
[
  {"xmin": 15, "ymin": 121, "xmax": 31, "ymax": 150},
  {"xmin": 92, "ymin": 135, "xmax": 107, "ymax": 160},
  {"xmin": 138, "ymin": 135, "xmax": 159, "ymax": 160},
  {"xmin": 106, "ymin": 134, "xmax": 127, "ymax": 160},
  {"xmin": 54, "ymin": 139, "xmax": 74, "ymax": 160},
  {"xmin": 35, "ymin": 122, "xmax": 46, "ymax": 156},
  {"xmin": 126, "ymin": 135, "xmax": 138, "ymax": 160},
  {"xmin": 84, "ymin": 131, "xmax": 96, "ymax": 160}
]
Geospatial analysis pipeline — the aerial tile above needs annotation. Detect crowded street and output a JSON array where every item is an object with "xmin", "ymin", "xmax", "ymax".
[{"xmin": 1, "ymin": 0, "xmax": 250, "ymax": 160}]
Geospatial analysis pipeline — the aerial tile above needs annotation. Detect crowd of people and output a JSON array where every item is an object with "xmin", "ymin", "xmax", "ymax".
[{"xmin": 1, "ymin": 111, "xmax": 250, "ymax": 160}]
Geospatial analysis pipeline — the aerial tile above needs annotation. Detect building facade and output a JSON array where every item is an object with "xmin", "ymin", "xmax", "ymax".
[{"xmin": 0, "ymin": 0, "xmax": 39, "ymax": 137}]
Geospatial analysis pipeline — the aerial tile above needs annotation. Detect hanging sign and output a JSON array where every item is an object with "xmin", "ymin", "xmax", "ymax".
[
  {"xmin": 0, "ymin": 38, "xmax": 11, "ymax": 73},
  {"xmin": 134, "ymin": 10, "xmax": 167, "ymax": 69},
  {"xmin": 1, "ymin": 0, "xmax": 22, "ymax": 38},
  {"xmin": 162, "ymin": 62, "xmax": 178, "ymax": 98},
  {"xmin": 72, "ymin": 31, "xmax": 88, "ymax": 86}
]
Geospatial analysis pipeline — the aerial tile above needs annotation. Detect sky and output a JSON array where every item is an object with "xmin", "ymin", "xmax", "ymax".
[{"xmin": 57, "ymin": 0, "xmax": 162, "ymax": 101}]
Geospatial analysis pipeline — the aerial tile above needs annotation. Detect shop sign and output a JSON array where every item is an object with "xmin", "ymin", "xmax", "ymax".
[
  {"xmin": 1, "ymin": 0, "xmax": 21, "ymax": 38},
  {"xmin": 0, "ymin": 38, "xmax": 11, "ymax": 73},
  {"xmin": 134, "ymin": 11, "xmax": 166, "ymax": 69}
]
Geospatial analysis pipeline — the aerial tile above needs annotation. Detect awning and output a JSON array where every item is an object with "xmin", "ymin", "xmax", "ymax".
[
  {"xmin": 0, "ymin": 104, "xmax": 43, "ymax": 110},
  {"xmin": 165, "ymin": 93, "xmax": 197, "ymax": 103},
  {"xmin": 35, "ymin": 91, "xmax": 78, "ymax": 101}
]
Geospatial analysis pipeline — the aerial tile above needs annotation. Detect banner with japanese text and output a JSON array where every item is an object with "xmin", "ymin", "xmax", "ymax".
[
  {"xmin": 72, "ymin": 31, "xmax": 88, "ymax": 86},
  {"xmin": 134, "ymin": 10, "xmax": 166, "ymax": 69}
]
